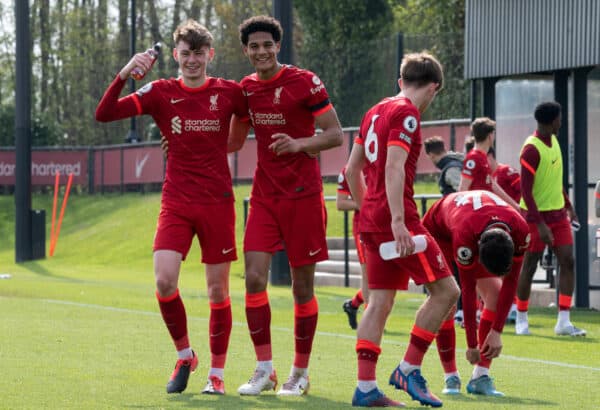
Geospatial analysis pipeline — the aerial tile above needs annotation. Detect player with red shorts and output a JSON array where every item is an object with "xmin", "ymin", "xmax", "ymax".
[
  {"xmin": 515, "ymin": 101, "xmax": 585, "ymax": 337},
  {"xmin": 423, "ymin": 190, "xmax": 529, "ymax": 396},
  {"xmin": 231, "ymin": 16, "xmax": 344, "ymax": 397},
  {"xmin": 337, "ymin": 166, "xmax": 369, "ymax": 330},
  {"xmin": 345, "ymin": 52, "xmax": 460, "ymax": 408},
  {"xmin": 95, "ymin": 20, "xmax": 248, "ymax": 395}
]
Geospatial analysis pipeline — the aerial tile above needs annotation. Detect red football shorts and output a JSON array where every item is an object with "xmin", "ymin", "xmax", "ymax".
[
  {"xmin": 153, "ymin": 199, "xmax": 237, "ymax": 264},
  {"xmin": 527, "ymin": 217, "xmax": 573, "ymax": 252},
  {"xmin": 244, "ymin": 193, "xmax": 328, "ymax": 268},
  {"xmin": 353, "ymin": 213, "xmax": 367, "ymax": 264},
  {"xmin": 361, "ymin": 225, "xmax": 452, "ymax": 290}
]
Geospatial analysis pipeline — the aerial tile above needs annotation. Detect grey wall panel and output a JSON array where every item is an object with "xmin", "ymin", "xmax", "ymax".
[{"xmin": 465, "ymin": 0, "xmax": 600, "ymax": 79}]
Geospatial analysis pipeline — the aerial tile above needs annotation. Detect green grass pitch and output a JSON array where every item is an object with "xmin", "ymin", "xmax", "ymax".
[{"xmin": 0, "ymin": 183, "xmax": 599, "ymax": 409}]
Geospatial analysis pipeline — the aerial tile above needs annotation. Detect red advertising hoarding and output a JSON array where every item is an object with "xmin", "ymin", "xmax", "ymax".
[{"xmin": 0, "ymin": 150, "xmax": 89, "ymax": 185}]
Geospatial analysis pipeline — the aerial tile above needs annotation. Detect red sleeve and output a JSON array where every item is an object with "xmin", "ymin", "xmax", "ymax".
[
  {"xmin": 233, "ymin": 84, "xmax": 249, "ymax": 122},
  {"xmin": 458, "ymin": 265, "xmax": 479, "ymax": 348},
  {"xmin": 303, "ymin": 71, "xmax": 332, "ymax": 117},
  {"xmin": 95, "ymin": 74, "xmax": 142, "ymax": 122},
  {"xmin": 519, "ymin": 145, "xmax": 542, "ymax": 223},
  {"xmin": 461, "ymin": 151, "xmax": 479, "ymax": 180},
  {"xmin": 492, "ymin": 255, "xmax": 523, "ymax": 332},
  {"xmin": 387, "ymin": 106, "xmax": 419, "ymax": 153}
]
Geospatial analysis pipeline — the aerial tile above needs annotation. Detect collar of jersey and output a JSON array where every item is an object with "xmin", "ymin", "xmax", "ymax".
[
  {"xmin": 177, "ymin": 77, "xmax": 212, "ymax": 93},
  {"xmin": 255, "ymin": 64, "xmax": 287, "ymax": 83}
]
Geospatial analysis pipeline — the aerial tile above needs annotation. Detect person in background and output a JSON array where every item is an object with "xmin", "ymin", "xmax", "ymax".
[
  {"xmin": 464, "ymin": 136, "xmax": 475, "ymax": 153},
  {"xmin": 516, "ymin": 101, "xmax": 585, "ymax": 337},
  {"xmin": 337, "ymin": 166, "xmax": 370, "ymax": 330},
  {"xmin": 458, "ymin": 117, "xmax": 520, "ymax": 211},
  {"xmin": 424, "ymin": 136, "xmax": 464, "ymax": 196}
]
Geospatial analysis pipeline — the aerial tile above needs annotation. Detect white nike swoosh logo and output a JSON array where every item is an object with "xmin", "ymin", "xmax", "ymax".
[
  {"xmin": 245, "ymin": 91, "xmax": 255, "ymax": 96},
  {"xmin": 135, "ymin": 153, "xmax": 150, "ymax": 178},
  {"xmin": 309, "ymin": 248, "xmax": 322, "ymax": 256},
  {"xmin": 250, "ymin": 328, "xmax": 263, "ymax": 335},
  {"xmin": 170, "ymin": 98, "xmax": 185, "ymax": 104},
  {"xmin": 222, "ymin": 248, "xmax": 235, "ymax": 254},
  {"xmin": 210, "ymin": 331, "xmax": 224, "ymax": 338}
]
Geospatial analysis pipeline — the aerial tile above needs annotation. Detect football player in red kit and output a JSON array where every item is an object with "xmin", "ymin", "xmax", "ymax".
[
  {"xmin": 337, "ymin": 166, "xmax": 369, "ymax": 330},
  {"xmin": 423, "ymin": 190, "xmax": 530, "ymax": 397},
  {"xmin": 232, "ymin": 16, "xmax": 344, "ymax": 397},
  {"xmin": 95, "ymin": 20, "xmax": 248, "ymax": 395},
  {"xmin": 458, "ymin": 118, "xmax": 519, "ymax": 210},
  {"xmin": 345, "ymin": 51, "xmax": 460, "ymax": 408},
  {"xmin": 487, "ymin": 147, "xmax": 521, "ymax": 203}
]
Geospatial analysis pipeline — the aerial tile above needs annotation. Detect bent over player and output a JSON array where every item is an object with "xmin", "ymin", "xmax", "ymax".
[
  {"xmin": 423, "ymin": 190, "xmax": 529, "ymax": 397},
  {"xmin": 96, "ymin": 20, "xmax": 248, "ymax": 395},
  {"xmin": 346, "ymin": 51, "xmax": 459, "ymax": 408}
]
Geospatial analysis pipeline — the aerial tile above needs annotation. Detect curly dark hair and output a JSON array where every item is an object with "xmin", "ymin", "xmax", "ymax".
[
  {"xmin": 534, "ymin": 101, "xmax": 561, "ymax": 125},
  {"xmin": 238, "ymin": 15, "xmax": 283, "ymax": 46}
]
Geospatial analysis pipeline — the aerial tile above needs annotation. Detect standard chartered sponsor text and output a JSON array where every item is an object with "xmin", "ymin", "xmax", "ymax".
[
  {"xmin": 0, "ymin": 161, "xmax": 81, "ymax": 176},
  {"xmin": 254, "ymin": 112, "xmax": 286, "ymax": 125},
  {"xmin": 185, "ymin": 119, "xmax": 221, "ymax": 132}
]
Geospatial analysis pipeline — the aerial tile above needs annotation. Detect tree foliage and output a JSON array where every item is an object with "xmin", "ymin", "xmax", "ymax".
[
  {"xmin": 391, "ymin": 0, "xmax": 468, "ymax": 120},
  {"xmin": 0, "ymin": 0, "xmax": 467, "ymax": 147},
  {"xmin": 294, "ymin": 0, "xmax": 395, "ymax": 126}
]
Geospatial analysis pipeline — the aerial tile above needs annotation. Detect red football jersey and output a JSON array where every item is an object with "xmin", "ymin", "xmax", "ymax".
[
  {"xmin": 96, "ymin": 75, "xmax": 248, "ymax": 204},
  {"xmin": 461, "ymin": 148, "xmax": 493, "ymax": 191},
  {"xmin": 241, "ymin": 65, "xmax": 333, "ymax": 198},
  {"xmin": 493, "ymin": 163, "xmax": 521, "ymax": 202},
  {"xmin": 423, "ymin": 190, "xmax": 530, "ymax": 346},
  {"xmin": 425, "ymin": 191, "xmax": 529, "ymax": 266},
  {"xmin": 357, "ymin": 96, "xmax": 422, "ymax": 233}
]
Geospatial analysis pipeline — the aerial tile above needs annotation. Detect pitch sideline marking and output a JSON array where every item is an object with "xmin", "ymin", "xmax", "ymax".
[{"xmin": 20, "ymin": 297, "xmax": 599, "ymax": 373}]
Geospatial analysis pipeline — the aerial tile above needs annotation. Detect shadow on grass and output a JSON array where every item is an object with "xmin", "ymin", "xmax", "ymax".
[
  {"xmin": 21, "ymin": 261, "xmax": 85, "ymax": 283},
  {"xmin": 444, "ymin": 392, "xmax": 555, "ymax": 407},
  {"xmin": 126, "ymin": 391, "xmax": 350, "ymax": 409}
]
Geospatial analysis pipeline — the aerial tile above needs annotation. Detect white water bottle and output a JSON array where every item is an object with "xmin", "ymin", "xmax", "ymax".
[{"xmin": 379, "ymin": 234, "xmax": 428, "ymax": 260}]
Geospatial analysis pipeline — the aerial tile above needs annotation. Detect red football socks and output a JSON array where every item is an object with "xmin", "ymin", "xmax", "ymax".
[
  {"xmin": 436, "ymin": 319, "xmax": 457, "ymax": 373},
  {"xmin": 245, "ymin": 291, "xmax": 272, "ymax": 361},
  {"xmin": 293, "ymin": 296, "xmax": 319, "ymax": 368},
  {"xmin": 156, "ymin": 289, "xmax": 189, "ymax": 351},
  {"xmin": 209, "ymin": 297, "xmax": 232, "ymax": 369},
  {"xmin": 404, "ymin": 325, "xmax": 436, "ymax": 366},
  {"xmin": 356, "ymin": 339, "xmax": 381, "ymax": 381}
]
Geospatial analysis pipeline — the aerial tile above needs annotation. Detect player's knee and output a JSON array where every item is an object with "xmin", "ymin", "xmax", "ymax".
[
  {"xmin": 245, "ymin": 269, "xmax": 268, "ymax": 291},
  {"xmin": 207, "ymin": 284, "xmax": 228, "ymax": 303},
  {"xmin": 155, "ymin": 276, "xmax": 177, "ymax": 296}
]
